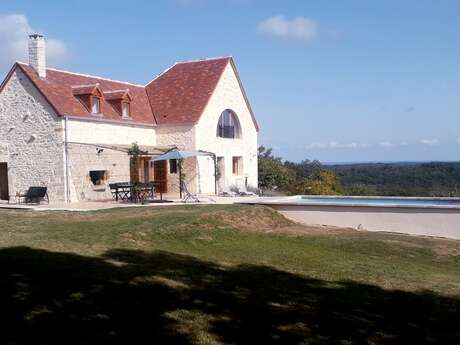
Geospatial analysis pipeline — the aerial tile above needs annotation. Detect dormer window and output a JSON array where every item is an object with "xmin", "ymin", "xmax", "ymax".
[
  {"xmin": 104, "ymin": 89, "xmax": 132, "ymax": 119},
  {"xmin": 72, "ymin": 83, "xmax": 104, "ymax": 116},
  {"xmin": 122, "ymin": 102, "xmax": 130, "ymax": 118},
  {"xmin": 91, "ymin": 97, "xmax": 101, "ymax": 114}
]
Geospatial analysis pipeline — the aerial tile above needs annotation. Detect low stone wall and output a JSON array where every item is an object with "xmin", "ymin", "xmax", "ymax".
[{"xmin": 270, "ymin": 204, "xmax": 460, "ymax": 240}]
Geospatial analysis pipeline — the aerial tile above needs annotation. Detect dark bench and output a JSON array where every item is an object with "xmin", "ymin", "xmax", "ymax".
[{"xmin": 19, "ymin": 187, "xmax": 49, "ymax": 204}]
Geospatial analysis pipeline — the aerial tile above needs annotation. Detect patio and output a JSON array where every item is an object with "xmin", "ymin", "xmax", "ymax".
[{"xmin": 0, "ymin": 195, "xmax": 260, "ymax": 212}]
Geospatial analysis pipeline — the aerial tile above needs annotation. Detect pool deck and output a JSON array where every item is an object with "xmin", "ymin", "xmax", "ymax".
[{"xmin": 244, "ymin": 196, "xmax": 460, "ymax": 240}]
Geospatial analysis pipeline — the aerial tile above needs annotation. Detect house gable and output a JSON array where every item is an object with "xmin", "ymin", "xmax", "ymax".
[
  {"xmin": 196, "ymin": 62, "xmax": 258, "ymax": 142},
  {"xmin": 0, "ymin": 66, "xmax": 66, "ymax": 200}
]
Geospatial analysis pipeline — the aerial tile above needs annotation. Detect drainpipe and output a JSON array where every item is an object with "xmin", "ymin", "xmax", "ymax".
[
  {"xmin": 213, "ymin": 154, "xmax": 217, "ymax": 195},
  {"xmin": 64, "ymin": 116, "xmax": 70, "ymax": 203}
]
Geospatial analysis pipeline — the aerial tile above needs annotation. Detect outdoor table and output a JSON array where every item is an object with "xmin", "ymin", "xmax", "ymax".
[{"xmin": 111, "ymin": 182, "xmax": 162, "ymax": 203}]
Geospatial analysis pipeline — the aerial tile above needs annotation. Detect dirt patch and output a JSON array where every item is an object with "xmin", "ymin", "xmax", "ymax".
[
  {"xmin": 432, "ymin": 242, "xmax": 460, "ymax": 257},
  {"xmin": 201, "ymin": 207, "xmax": 363, "ymax": 236},
  {"xmin": 202, "ymin": 206, "xmax": 293, "ymax": 231}
]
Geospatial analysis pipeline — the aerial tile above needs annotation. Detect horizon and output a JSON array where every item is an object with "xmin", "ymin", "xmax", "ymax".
[
  {"xmin": 323, "ymin": 160, "xmax": 460, "ymax": 166},
  {"xmin": 0, "ymin": 0, "xmax": 459, "ymax": 163}
]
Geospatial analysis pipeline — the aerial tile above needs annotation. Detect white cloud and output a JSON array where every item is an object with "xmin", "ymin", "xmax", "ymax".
[
  {"xmin": 379, "ymin": 141, "xmax": 394, "ymax": 148},
  {"xmin": 258, "ymin": 15, "xmax": 318, "ymax": 42},
  {"xmin": 0, "ymin": 14, "xmax": 68, "ymax": 73},
  {"xmin": 457, "ymin": 139, "xmax": 460, "ymax": 145},
  {"xmin": 305, "ymin": 141, "xmax": 368, "ymax": 150},
  {"xmin": 420, "ymin": 139, "xmax": 439, "ymax": 146}
]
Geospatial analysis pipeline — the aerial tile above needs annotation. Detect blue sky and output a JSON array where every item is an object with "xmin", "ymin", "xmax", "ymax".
[{"xmin": 1, "ymin": 0, "xmax": 459, "ymax": 163}]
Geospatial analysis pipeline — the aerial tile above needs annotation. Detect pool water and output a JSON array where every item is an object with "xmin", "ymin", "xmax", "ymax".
[{"xmin": 298, "ymin": 196, "xmax": 460, "ymax": 207}]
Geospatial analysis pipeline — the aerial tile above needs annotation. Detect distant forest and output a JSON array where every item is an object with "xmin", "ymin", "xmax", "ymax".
[{"xmin": 329, "ymin": 162, "xmax": 460, "ymax": 197}]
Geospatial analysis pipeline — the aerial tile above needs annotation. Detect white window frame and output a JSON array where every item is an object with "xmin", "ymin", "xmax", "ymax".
[
  {"xmin": 122, "ymin": 102, "xmax": 130, "ymax": 118},
  {"xmin": 91, "ymin": 96, "xmax": 101, "ymax": 115}
]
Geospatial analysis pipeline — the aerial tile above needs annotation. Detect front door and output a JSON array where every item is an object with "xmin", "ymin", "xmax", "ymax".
[
  {"xmin": 153, "ymin": 160, "xmax": 168, "ymax": 193},
  {"xmin": 0, "ymin": 163, "xmax": 9, "ymax": 200}
]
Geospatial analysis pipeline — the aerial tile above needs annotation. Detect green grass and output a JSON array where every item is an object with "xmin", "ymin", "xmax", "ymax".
[{"xmin": 0, "ymin": 205, "xmax": 459, "ymax": 344}]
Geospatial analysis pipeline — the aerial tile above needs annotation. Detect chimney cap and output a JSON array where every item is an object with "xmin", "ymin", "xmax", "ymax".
[{"xmin": 29, "ymin": 33, "xmax": 44, "ymax": 39}]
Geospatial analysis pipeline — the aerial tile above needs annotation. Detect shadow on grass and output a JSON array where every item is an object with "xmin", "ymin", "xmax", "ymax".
[{"xmin": 0, "ymin": 247, "xmax": 459, "ymax": 344}]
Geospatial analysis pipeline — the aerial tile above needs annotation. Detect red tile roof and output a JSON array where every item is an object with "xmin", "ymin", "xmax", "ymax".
[
  {"xmin": 104, "ymin": 89, "xmax": 132, "ymax": 101},
  {"xmin": 17, "ymin": 63, "xmax": 155, "ymax": 124},
  {"xmin": 145, "ymin": 57, "xmax": 231, "ymax": 125},
  {"xmin": 1, "ymin": 57, "xmax": 258, "ymax": 130},
  {"xmin": 71, "ymin": 84, "xmax": 101, "ymax": 96}
]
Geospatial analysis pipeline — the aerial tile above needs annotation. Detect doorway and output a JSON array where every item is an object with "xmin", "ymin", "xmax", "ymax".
[
  {"xmin": 0, "ymin": 163, "xmax": 9, "ymax": 200},
  {"xmin": 153, "ymin": 160, "xmax": 168, "ymax": 193},
  {"xmin": 139, "ymin": 157, "xmax": 153, "ymax": 183}
]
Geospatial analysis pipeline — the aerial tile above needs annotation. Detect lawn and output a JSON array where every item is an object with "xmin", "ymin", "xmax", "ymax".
[{"xmin": 0, "ymin": 204, "xmax": 459, "ymax": 344}]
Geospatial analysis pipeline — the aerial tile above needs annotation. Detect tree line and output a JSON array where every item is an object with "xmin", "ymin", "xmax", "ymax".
[{"xmin": 258, "ymin": 146, "xmax": 460, "ymax": 197}]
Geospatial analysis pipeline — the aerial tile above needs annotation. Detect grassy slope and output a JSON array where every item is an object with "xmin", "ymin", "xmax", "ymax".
[{"xmin": 0, "ymin": 205, "xmax": 459, "ymax": 344}]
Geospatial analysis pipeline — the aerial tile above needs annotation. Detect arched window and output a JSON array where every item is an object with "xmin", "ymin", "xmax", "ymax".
[{"xmin": 216, "ymin": 110, "xmax": 241, "ymax": 139}]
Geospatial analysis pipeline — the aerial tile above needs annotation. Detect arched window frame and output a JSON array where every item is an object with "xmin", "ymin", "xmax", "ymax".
[{"xmin": 216, "ymin": 109, "xmax": 242, "ymax": 139}]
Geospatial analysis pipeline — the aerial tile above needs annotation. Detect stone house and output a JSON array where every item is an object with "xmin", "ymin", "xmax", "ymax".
[{"xmin": 0, "ymin": 34, "xmax": 259, "ymax": 202}]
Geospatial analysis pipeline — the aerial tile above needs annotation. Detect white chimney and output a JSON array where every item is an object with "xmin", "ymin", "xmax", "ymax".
[{"xmin": 28, "ymin": 34, "xmax": 46, "ymax": 78}]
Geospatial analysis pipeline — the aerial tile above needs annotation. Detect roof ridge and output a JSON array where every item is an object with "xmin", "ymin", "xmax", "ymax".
[
  {"xmin": 144, "ymin": 56, "xmax": 232, "ymax": 87},
  {"xmin": 174, "ymin": 56, "xmax": 232, "ymax": 65},
  {"xmin": 145, "ymin": 63, "xmax": 178, "ymax": 86},
  {"xmin": 17, "ymin": 62, "xmax": 145, "ymax": 88}
]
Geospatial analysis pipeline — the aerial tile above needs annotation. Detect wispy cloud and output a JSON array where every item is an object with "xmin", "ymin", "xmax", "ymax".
[
  {"xmin": 258, "ymin": 15, "xmax": 318, "ymax": 42},
  {"xmin": 457, "ymin": 139, "xmax": 460, "ymax": 145},
  {"xmin": 420, "ymin": 139, "xmax": 439, "ymax": 146},
  {"xmin": 405, "ymin": 106, "xmax": 415, "ymax": 112},
  {"xmin": 305, "ymin": 142, "xmax": 368, "ymax": 150},
  {"xmin": 379, "ymin": 141, "xmax": 394, "ymax": 148},
  {"xmin": 0, "ymin": 14, "xmax": 69, "ymax": 72}
]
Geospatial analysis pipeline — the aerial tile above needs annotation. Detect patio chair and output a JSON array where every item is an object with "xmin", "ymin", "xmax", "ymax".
[
  {"xmin": 235, "ymin": 179, "xmax": 258, "ymax": 196},
  {"xmin": 219, "ymin": 179, "xmax": 237, "ymax": 197},
  {"xmin": 109, "ymin": 183, "xmax": 119, "ymax": 200},
  {"xmin": 19, "ymin": 187, "xmax": 49, "ymax": 204},
  {"xmin": 181, "ymin": 180, "xmax": 200, "ymax": 203}
]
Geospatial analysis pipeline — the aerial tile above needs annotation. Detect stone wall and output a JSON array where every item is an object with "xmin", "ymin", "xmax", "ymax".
[
  {"xmin": 0, "ymin": 68, "xmax": 66, "ymax": 201},
  {"xmin": 67, "ymin": 143, "xmax": 130, "ymax": 201},
  {"xmin": 155, "ymin": 124, "xmax": 197, "ymax": 194},
  {"xmin": 195, "ymin": 63, "xmax": 258, "ymax": 194}
]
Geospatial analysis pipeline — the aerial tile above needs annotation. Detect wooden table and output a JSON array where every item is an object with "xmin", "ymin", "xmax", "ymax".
[{"xmin": 111, "ymin": 182, "xmax": 162, "ymax": 203}]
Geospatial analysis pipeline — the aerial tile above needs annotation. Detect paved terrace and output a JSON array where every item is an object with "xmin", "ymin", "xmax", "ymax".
[{"xmin": 0, "ymin": 195, "xmax": 261, "ymax": 212}]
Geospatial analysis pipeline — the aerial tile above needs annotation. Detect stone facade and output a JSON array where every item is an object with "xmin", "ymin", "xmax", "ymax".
[
  {"xmin": 155, "ymin": 124, "xmax": 197, "ymax": 193},
  {"xmin": 66, "ymin": 118, "xmax": 156, "ymax": 146},
  {"xmin": 153, "ymin": 64, "xmax": 258, "ymax": 195},
  {"xmin": 195, "ymin": 63, "xmax": 258, "ymax": 194},
  {"xmin": 0, "ymin": 68, "xmax": 65, "ymax": 201},
  {"xmin": 67, "ymin": 143, "xmax": 130, "ymax": 201},
  {"xmin": 0, "ymin": 60, "xmax": 259, "ymax": 202}
]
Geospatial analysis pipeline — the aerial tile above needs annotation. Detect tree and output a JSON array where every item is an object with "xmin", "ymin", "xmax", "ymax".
[
  {"xmin": 127, "ymin": 142, "xmax": 147, "ymax": 184},
  {"xmin": 258, "ymin": 146, "xmax": 342, "ymax": 196},
  {"xmin": 258, "ymin": 146, "xmax": 295, "ymax": 194}
]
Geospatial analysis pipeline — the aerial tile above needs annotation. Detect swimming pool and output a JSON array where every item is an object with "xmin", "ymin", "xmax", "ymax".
[
  {"xmin": 249, "ymin": 195, "xmax": 460, "ymax": 239},
  {"xmin": 296, "ymin": 196, "xmax": 460, "ymax": 208}
]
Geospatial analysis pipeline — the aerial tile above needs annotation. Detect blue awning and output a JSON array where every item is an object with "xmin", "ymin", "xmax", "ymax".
[{"xmin": 151, "ymin": 149, "xmax": 214, "ymax": 161}]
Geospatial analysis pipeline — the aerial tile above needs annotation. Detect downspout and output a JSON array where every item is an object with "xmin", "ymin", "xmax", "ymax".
[
  {"xmin": 64, "ymin": 116, "xmax": 70, "ymax": 203},
  {"xmin": 213, "ymin": 154, "xmax": 217, "ymax": 195}
]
